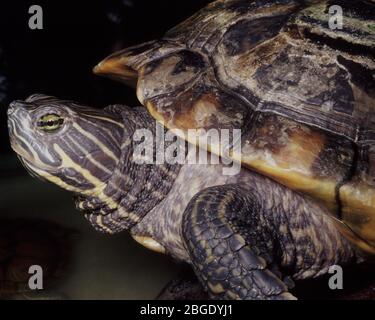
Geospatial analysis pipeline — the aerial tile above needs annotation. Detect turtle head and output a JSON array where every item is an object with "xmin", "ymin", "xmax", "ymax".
[{"xmin": 7, "ymin": 94, "xmax": 124, "ymax": 196}]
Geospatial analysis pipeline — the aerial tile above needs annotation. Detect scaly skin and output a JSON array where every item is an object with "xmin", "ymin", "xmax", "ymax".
[
  {"xmin": 8, "ymin": 96, "xmax": 358, "ymax": 300},
  {"xmin": 182, "ymin": 184, "xmax": 354, "ymax": 299},
  {"xmin": 95, "ymin": 0, "xmax": 375, "ymax": 253},
  {"xmin": 133, "ymin": 160, "xmax": 357, "ymax": 299}
]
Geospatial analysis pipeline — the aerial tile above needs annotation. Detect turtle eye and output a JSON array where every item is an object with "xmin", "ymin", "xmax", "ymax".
[{"xmin": 37, "ymin": 114, "xmax": 64, "ymax": 132}]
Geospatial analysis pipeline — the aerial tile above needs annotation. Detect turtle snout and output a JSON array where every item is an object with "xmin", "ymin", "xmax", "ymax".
[
  {"xmin": 7, "ymin": 100, "xmax": 37, "ymax": 123},
  {"xmin": 7, "ymin": 100, "xmax": 31, "ymax": 116},
  {"xmin": 7, "ymin": 101, "xmax": 18, "ymax": 116},
  {"xmin": 7, "ymin": 100, "xmax": 33, "ymax": 144}
]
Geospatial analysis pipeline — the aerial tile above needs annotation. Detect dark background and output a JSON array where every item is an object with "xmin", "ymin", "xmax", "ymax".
[
  {"xmin": 0, "ymin": 0, "xmax": 211, "ymax": 161},
  {"xmin": 0, "ymin": 0, "xmax": 374, "ymax": 300},
  {"xmin": 0, "ymin": 0, "xmax": 212, "ymax": 300}
]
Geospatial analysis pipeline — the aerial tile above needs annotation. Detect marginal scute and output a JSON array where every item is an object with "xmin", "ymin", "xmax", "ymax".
[
  {"xmin": 217, "ymin": 36, "xmax": 362, "ymax": 140},
  {"xmin": 146, "ymin": 79, "xmax": 251, "ymax": 132},
  {"xmin": 95, "ymin": 0, "xmax": 375, "ymax": 253},
  {"xmin": 340, "ymin": 182, "xmax": 375, "ymax": 249},
  {"xmin": 136, "ymin": 50, "xmax": 207, "ymax": 105}
]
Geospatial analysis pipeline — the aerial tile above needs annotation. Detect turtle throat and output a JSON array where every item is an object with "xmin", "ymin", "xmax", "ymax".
[{"xmin": 79, "ymin": 106, "xmax": 182, "ymax": 234}]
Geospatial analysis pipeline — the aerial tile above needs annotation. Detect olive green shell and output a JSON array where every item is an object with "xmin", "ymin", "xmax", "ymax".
[{"xmin": 95, "ymin": 0, "xmax": 375, "ymax": 253}]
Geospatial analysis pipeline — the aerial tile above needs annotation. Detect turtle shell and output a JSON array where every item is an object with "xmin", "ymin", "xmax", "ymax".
[
  {"xmin": 0, "ymin": 219, "xmax": 75, "ymax": 299},
  {"xmin": 94, "ymin": 0, "xmax": 375, "ymax": 253}
]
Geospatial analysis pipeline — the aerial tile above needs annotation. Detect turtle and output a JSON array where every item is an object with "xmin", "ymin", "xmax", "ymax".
[
  {"xmin": 0, "ymin": 219, "xmax": 75, "ymax": 299},
  {"xmin": 7, "ymin": 0, "xmax": 375, "ymax": 300}
]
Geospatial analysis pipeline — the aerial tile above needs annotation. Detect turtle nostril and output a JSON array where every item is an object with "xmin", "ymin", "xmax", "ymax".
[
  {"xmin": 10, "ymin": 100, "xmax": 27, "ymax": 108},
  {"xmin": 7, "ymin": 100, "xmax": 30, "ymax": 117},
  {"xmin": 7, "ymin": 104, "xmax": 16, "ymax": 116}
]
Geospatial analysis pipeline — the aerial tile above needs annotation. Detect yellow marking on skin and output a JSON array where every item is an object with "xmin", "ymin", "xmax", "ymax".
[
  {"xmin": 118, "ymin": 207, "xmax": 139, "ymax": 222},
  {"xmin": 72, "ymin": 123, "xmax": 119, "ymax": 163},
  {"xmin": 115, "ymin": 169, "xmax": 135, "ymax": 185},
  {"xmin": 67, "ymin": 135, "xmax": 112, "ymax": 175},
  {"xmin": 205, "ymin": 255, "xmax": 215, "ymax": 265},
  {"xmin": 11, "ymin": 123, "xmax": 53, "ymax": 168},
  {"xmin": 81, "ymin": 113, "xmax": 125, "ymax": 129},
  {"xmin": 107, "ymin": 215, "xmax": 124, "ymax": 229},
  {"xmin": 78, "ymin": 202, "xmax": 85, "ymax": 210},
  {"xmin": 31, "ymin": 149, "xmax": 139, "ymax": 222},
  {"xmin": 126, "ymin": 193, "xmax": 138, "ymax": 203},
  {"xmin": 122, "ymin": 138, "xmax": 132, "ymax": 148},
  {"xmin": 145, "ymin": 182, "xmax": 165, "ymax": 200},
  {"xmin": 10, "ymin": 143, "xmax": 33, "ymax": 165},
  {"xmin": 12, "ymin": 123, "xmax": 137, "ymax": 224},
  {"xmin": 80, "ymin": 117, "xmax": 123, "ymax": 147},
  {"xmin": 53, "ymin": 144, "xmax": 117, "ymax": 209},
  {"xmin": 234, "ymin": 234, "xmax": 246, "ymax": 246},
  {"xmin": 199, "ymin": 240, "xmax": 207, "ymax": 249},
  {"xmin": 132, "ymin": 235, "xmax": 166, "ymax": 254},
  {"xmin": 106, "ymin": 174, "xmax": 138, "ymax": 203},
  {"xmin": 23, "ymin": 162, "xmax": 86, "ymax": 194},
  {"xmin": 159, "ymin": 165, "xmax": 178, "ymax": 179},
  {"xmin": 208, "ymin": 282, "xmax": 225, "ymax": 294},
  {"xmin": 96, "ymin": 215, "xmax": 114, "ymax": 234},
  {"xmin": 218, "ymin": 195, "xmax": 232, "ymax": 216},
  {"xmin": 226, "ymin": 290, "xmax": 239, "ymax": 300}
]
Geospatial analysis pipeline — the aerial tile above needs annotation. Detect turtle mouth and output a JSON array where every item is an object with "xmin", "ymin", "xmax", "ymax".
[
  {"xmin": 7, "ymin": 117, "xmax": 33, "ymax": 160},
  {"xmin": 10, "ymin": 140, "xmax": 32, "ymax": 162},
  {"xmin": 8, "ymin": 125, "xmax": 60, "ymax": 179},
  {"xmin": 13, "ymin": 145, "xmax": 58, "ymax": 179},
  {"xmin": 17, "ymin": 156, "xmax": 45, "ymax": 180}
]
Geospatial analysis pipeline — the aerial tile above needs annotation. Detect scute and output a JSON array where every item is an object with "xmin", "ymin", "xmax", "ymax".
[
  {"xmin": 95, "ymin": 0, "xmax": 375, "ymax": 253},
  {"xmin": 215, "ymin": 6, "xmax": 375, "ymax": 142}
]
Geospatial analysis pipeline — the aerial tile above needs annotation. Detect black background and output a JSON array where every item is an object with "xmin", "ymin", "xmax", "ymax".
[
  {"xmin": 0, "ymin": 0, "xmax": 374, "ymax": 300},
  {"xmin": 0, "ymin": 0, "xmax": 211, "ymax": 157}
]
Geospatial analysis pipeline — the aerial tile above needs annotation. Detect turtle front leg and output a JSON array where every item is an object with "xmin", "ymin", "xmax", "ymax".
[{"xmin": 182, "ymin": 184, "xmax": 296, "ymax": 300}]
